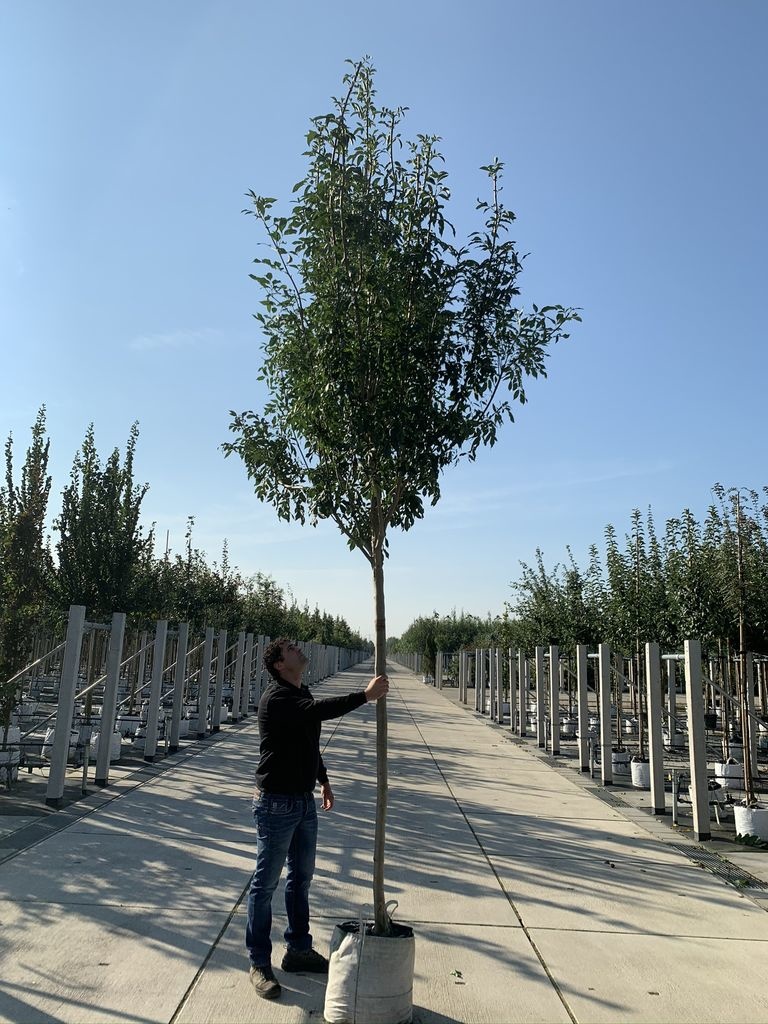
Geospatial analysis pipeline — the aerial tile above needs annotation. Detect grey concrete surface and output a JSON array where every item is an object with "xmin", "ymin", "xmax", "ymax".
[{"xmin": 2, "ymin": 664, "xmax": 768, "ymax": 1023}]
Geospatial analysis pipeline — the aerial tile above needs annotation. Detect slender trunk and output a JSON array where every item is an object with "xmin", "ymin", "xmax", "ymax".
[{"xmin": 372, "ymin": 542, "xmax": 390, "ymax": 934}]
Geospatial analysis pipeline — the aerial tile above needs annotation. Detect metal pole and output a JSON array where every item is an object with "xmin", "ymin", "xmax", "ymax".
[
  {"xmin": 549, "ymin": 645, "xmax": 560, "ymax": 755},
  {"xmin": 143, "ymin": 620, "xmax": 168, "ymax": 763},
  {"xmin": 598, "ymin": 643, "xmax": 613, "ymax": 785},
  {"xmin": 231, "ymin": 631, "xmax": 246, "ymax": 724},
  {"xmin": 168, "ymin": 622, "xmax": 190, "ymax": 753},
  {"xmin": 646, "ymin": 642, "xmax": 665, "ymax": 815},
  {"xmin": 241, "ymin": 633, "xmax": 254, "ymax": 717},
  {"xmin": 95, "ymin": 612, "xmax": 126, "ymax": 787},
  {"xmin": 45, "ymin": 606, "xmax": 86, "ymax": 808},
  {"xmin": 535, "ymin": 646, "xmax": 546, "ymax": 747},
  {"xmin": 518, "ymin": 652, "xmax": 527, "ymax": 737},
  {"xmin": 667, "ymin": 657, "xmax": 677, "ymax": 733},
  {"xmin": 214, "ymin": 628, "xmax": 228, "ymax": 726},
  {"xmin": 508, "ymin": 648, "xmax": 517, "ymax": 734},
  {"xmin": 746, "ymin": 652, "xmax": 757, "ymax": 782},
  {"xmin": 576, "ymin": 644, "xmax": 589, "ymax": 771},
  {"xmin": 684, "ymin": 639, "xmax": 711, "ymax": 841}
]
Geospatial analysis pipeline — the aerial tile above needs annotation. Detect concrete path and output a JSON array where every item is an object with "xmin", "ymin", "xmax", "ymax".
[{"xmin": 2, "ymin": 663, "xmax": 768, "ymax": 1023}]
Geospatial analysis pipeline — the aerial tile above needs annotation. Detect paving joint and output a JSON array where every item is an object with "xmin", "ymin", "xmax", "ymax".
[{"xmin": 446, "ymin": 690, "xmax": 768, "ymax": 913}]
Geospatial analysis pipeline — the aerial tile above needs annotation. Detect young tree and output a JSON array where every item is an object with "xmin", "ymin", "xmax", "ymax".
[
  {"xmin": 0, "ymin": 408, "xmax": 54, "ymax": 745},
  {"xmin": 225, "ymin": 59, "xmax": 579, "ymax": 932},
  {"xmin": 54, "ymin": 423, "xmax": 152, "ymax": 619}
]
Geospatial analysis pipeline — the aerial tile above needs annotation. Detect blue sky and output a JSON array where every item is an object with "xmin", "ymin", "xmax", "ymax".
[{"xmin": 2, "ymin": 1, "xmax": 766, "ymax": 639}]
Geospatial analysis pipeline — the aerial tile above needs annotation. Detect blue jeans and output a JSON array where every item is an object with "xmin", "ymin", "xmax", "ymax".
[{"xmin": 245, "ymin": 792, "xmax": 318, "ymax": 967}]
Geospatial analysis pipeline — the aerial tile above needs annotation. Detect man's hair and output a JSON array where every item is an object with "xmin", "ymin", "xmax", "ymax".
[{"xmin": 264, "ymin": 636, "xmax": 290, "ymax": 683}]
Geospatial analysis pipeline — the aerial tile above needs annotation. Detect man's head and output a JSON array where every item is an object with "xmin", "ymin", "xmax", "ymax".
[{"xmin": 264, "ymin": 637, "xmax": 307, "ymax": 684}]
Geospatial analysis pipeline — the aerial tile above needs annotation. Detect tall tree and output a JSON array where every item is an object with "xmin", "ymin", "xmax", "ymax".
[
  {"xmin": 225, "ymin": 59, "xmax": 579, "ymax": 932},
  {"xmin": 54, "ymin": 423, "xmax": 152, "ymax": 618},
  {"xmin": 0, "ymin": 408, "xmax": 54, "ymax": 743}
]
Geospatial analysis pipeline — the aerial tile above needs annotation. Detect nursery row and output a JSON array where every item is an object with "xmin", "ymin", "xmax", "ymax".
[
  {"xmin": 395, "ymin": 642, "xmax": 768, "ymax": 842},
  {"xmin": 0, "ymin": 604, "xmax": 369, "ymax": 806}
]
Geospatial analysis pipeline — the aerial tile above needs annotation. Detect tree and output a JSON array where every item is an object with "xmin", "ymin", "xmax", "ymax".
[
  {"xmin": 54, "ymin": 423, "xmax": 155, "ymax": 619},
  {"xmin": 225, "ymin": 59, "xmax": 579, "ymax": 932},
  {"xmin": 0, "ymin": 408, "xmax": 54, "ymax": 745}
]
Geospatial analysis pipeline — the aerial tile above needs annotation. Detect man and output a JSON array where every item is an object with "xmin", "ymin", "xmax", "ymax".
[{"xmin": 246, "ymin": 637, "xmax": 389, "ymax": 1000}]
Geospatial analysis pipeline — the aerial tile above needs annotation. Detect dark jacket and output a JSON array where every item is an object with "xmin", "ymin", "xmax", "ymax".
[{"xmin": 255, "ymin": 678, "xmax": 367, "ymax": 794}]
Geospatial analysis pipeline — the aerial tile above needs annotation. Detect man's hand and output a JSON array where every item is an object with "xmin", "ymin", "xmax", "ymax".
[
  {"xmin": 320, "ymin": 781, "xmax": 334, "ymax": 811},
  {"xmin": 364, "ymin": 674, "xmax": 389, "ymax": 702}
]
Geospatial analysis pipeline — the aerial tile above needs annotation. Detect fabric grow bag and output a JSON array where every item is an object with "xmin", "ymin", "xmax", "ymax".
[{"xmin": 324, "ymin": 911, "xmax": 415, "ymax": 1024}]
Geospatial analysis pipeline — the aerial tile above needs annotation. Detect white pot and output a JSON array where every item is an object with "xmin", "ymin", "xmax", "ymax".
[
  {"xmin": 42, "ymin": 727, "xmax": 78, "ymax": 759},
  {"xmin": 0, "ymin": 748, "xmax": 20, "ymax": 783},
  {"xmin": 611, "ymin": 750, "xmax": 631, "ymax": 779},
  {"xmin": 663, "ymin": 730, "xmax": 686, "ymax": 750},
  {"xmin": 734, "ymin": 804, "xmax": 768, "ymax": 841},
  {"xmin": 560, "ymin": 717, "xmax": 577, "ymax": 739},
  {"xmin": 714, "ymin": 761, "xmax": 744, "ymax": 790},
  {"xmin": 116, "ymin": 714, "xmax": 140, "ymax": 737},
  {"xmin": 90, "ymin": 730, "xmax": 122, "ymax": 763},
  {"xmin": 631, "ymin": 760, "xmax": 651, "ymax": 789},
  {"xmin": 2, "ymin": 726, "xmax": 21, "ymax": 747},
  {"xmin": 325, "ymin": 920, "xmax": 415, "ymax": 1024}
]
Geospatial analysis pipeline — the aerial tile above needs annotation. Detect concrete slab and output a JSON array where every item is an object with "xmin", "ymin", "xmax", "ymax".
[
  {"xmin": 490, "ymin": 850, "xmax": 768, "ymax": 938},
  {"xmin": 0, "ymin": 902, "xmax": 233, "ymax": 1024},
  {"xmin": 0, "ymin": 828, "xmax": 253, "ymax": 908},
  {"xmin": 530, "ymin": 929, "xmax": 768, "ymax": 1023}
]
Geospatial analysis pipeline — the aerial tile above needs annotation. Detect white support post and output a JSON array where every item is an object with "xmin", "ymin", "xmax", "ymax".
[
  {"xmin": 535, "ymin": 646, "xmax": 546, "ymax": 747},
  {"xmin": 576, "ymin": 644, "xmax": 589, "ymax": 771},
  {"xmin": 746, "ymin": 652, "xmax": 758, "ymax": 778},
  {"xmin": 646, "ymin": 642, "xmax": 665, "ymax": 815},
  {"xmin": 549, "ymin": 644, "xmax": 560, "ymax": 755},
  {"xmin": 667, "ymin": 657, "xmax": 677, "ymax": 727},
  {"xmin": 94, "ymin": 611, "xmax": 125, "ymax": 788},
  {"xmin": 518, "ymin": 651, "xmax": 527, "ymax": 737},
  {"xmin": 499, "ymin": 651, "xmax": 505, "ymax": 724},
  {"xmin": 260, "ymin": 634, "xmax": 270, "ymax": 695},
  {"xmin": 135, "ymin": 630, "xmax": 148, "ymax": 709},
  {"xmin": 684, "ymin": 639, "xmax": 711, "ymax": 841},
  {"xmin": 144, "ymin": 620, "xmax": 168, "ymax": 763},
  {"xmin": 214, "ymin": 628, "xmax": 227, "ymax": 725},
  {"xmin": 207, "ymin": 627, "xmax": 223, "ymax": 731},
  {"xmin": 598, "ymin": 643, "xmax": 613, "ymax": 785},
  {"xmin": 45, "ymin": 605, "xmax": 87, "ymax": 807},
  {"xmin": 168, "ymin": 622, "xmax": 190, "ymax": 752},
  {"xmin": 231, "ymin": 631, "xmax": 246, "ymax": 723},
  {"xmin": 508, "ymin": 648, "xmax": 516, "ymax": 732},
  {"xmin": 475, "ymin": 649, "xmax": 481, "ymax": 712},
  {"xmin": 253, "ymin": 635, "xmax": 265, "ymax": 704},
  {"xmin": 241, "ymin": 633, "xmax": 254, "ymax": 717},
  {"xmin": 488, "ymin": 650, "xmax": 496, "ymax": 720}
]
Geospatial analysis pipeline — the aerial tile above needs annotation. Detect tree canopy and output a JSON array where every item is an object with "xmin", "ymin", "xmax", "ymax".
[{"xmin": 226, "ymin": 58, "xmax": 580, "ymax": 565}]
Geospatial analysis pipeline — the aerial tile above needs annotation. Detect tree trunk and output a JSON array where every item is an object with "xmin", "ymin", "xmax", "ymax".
[{"xmin": 372, "ymin": 543, "xmax": 391, "ymax": 934}]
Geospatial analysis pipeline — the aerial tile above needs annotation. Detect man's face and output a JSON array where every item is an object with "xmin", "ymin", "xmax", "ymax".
[{"xmin": 277, "ymin": 640, "xmax": 308, "ymax": 673}]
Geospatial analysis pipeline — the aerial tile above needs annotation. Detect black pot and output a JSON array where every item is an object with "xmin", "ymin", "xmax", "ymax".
[{"xmin": 704, "ymin": 712, "xmax": 717, "ymax": 730}]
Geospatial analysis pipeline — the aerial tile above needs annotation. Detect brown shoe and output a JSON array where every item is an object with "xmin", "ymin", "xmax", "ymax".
[{"xmin": 249, "ymin": 964, "xmax": 281, "ymax": 999}]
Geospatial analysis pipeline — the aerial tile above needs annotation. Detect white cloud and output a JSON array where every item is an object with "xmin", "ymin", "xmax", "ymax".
[{"xmin": 128, "ymin": 327, "xmax": 221, "ymax": 352}]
